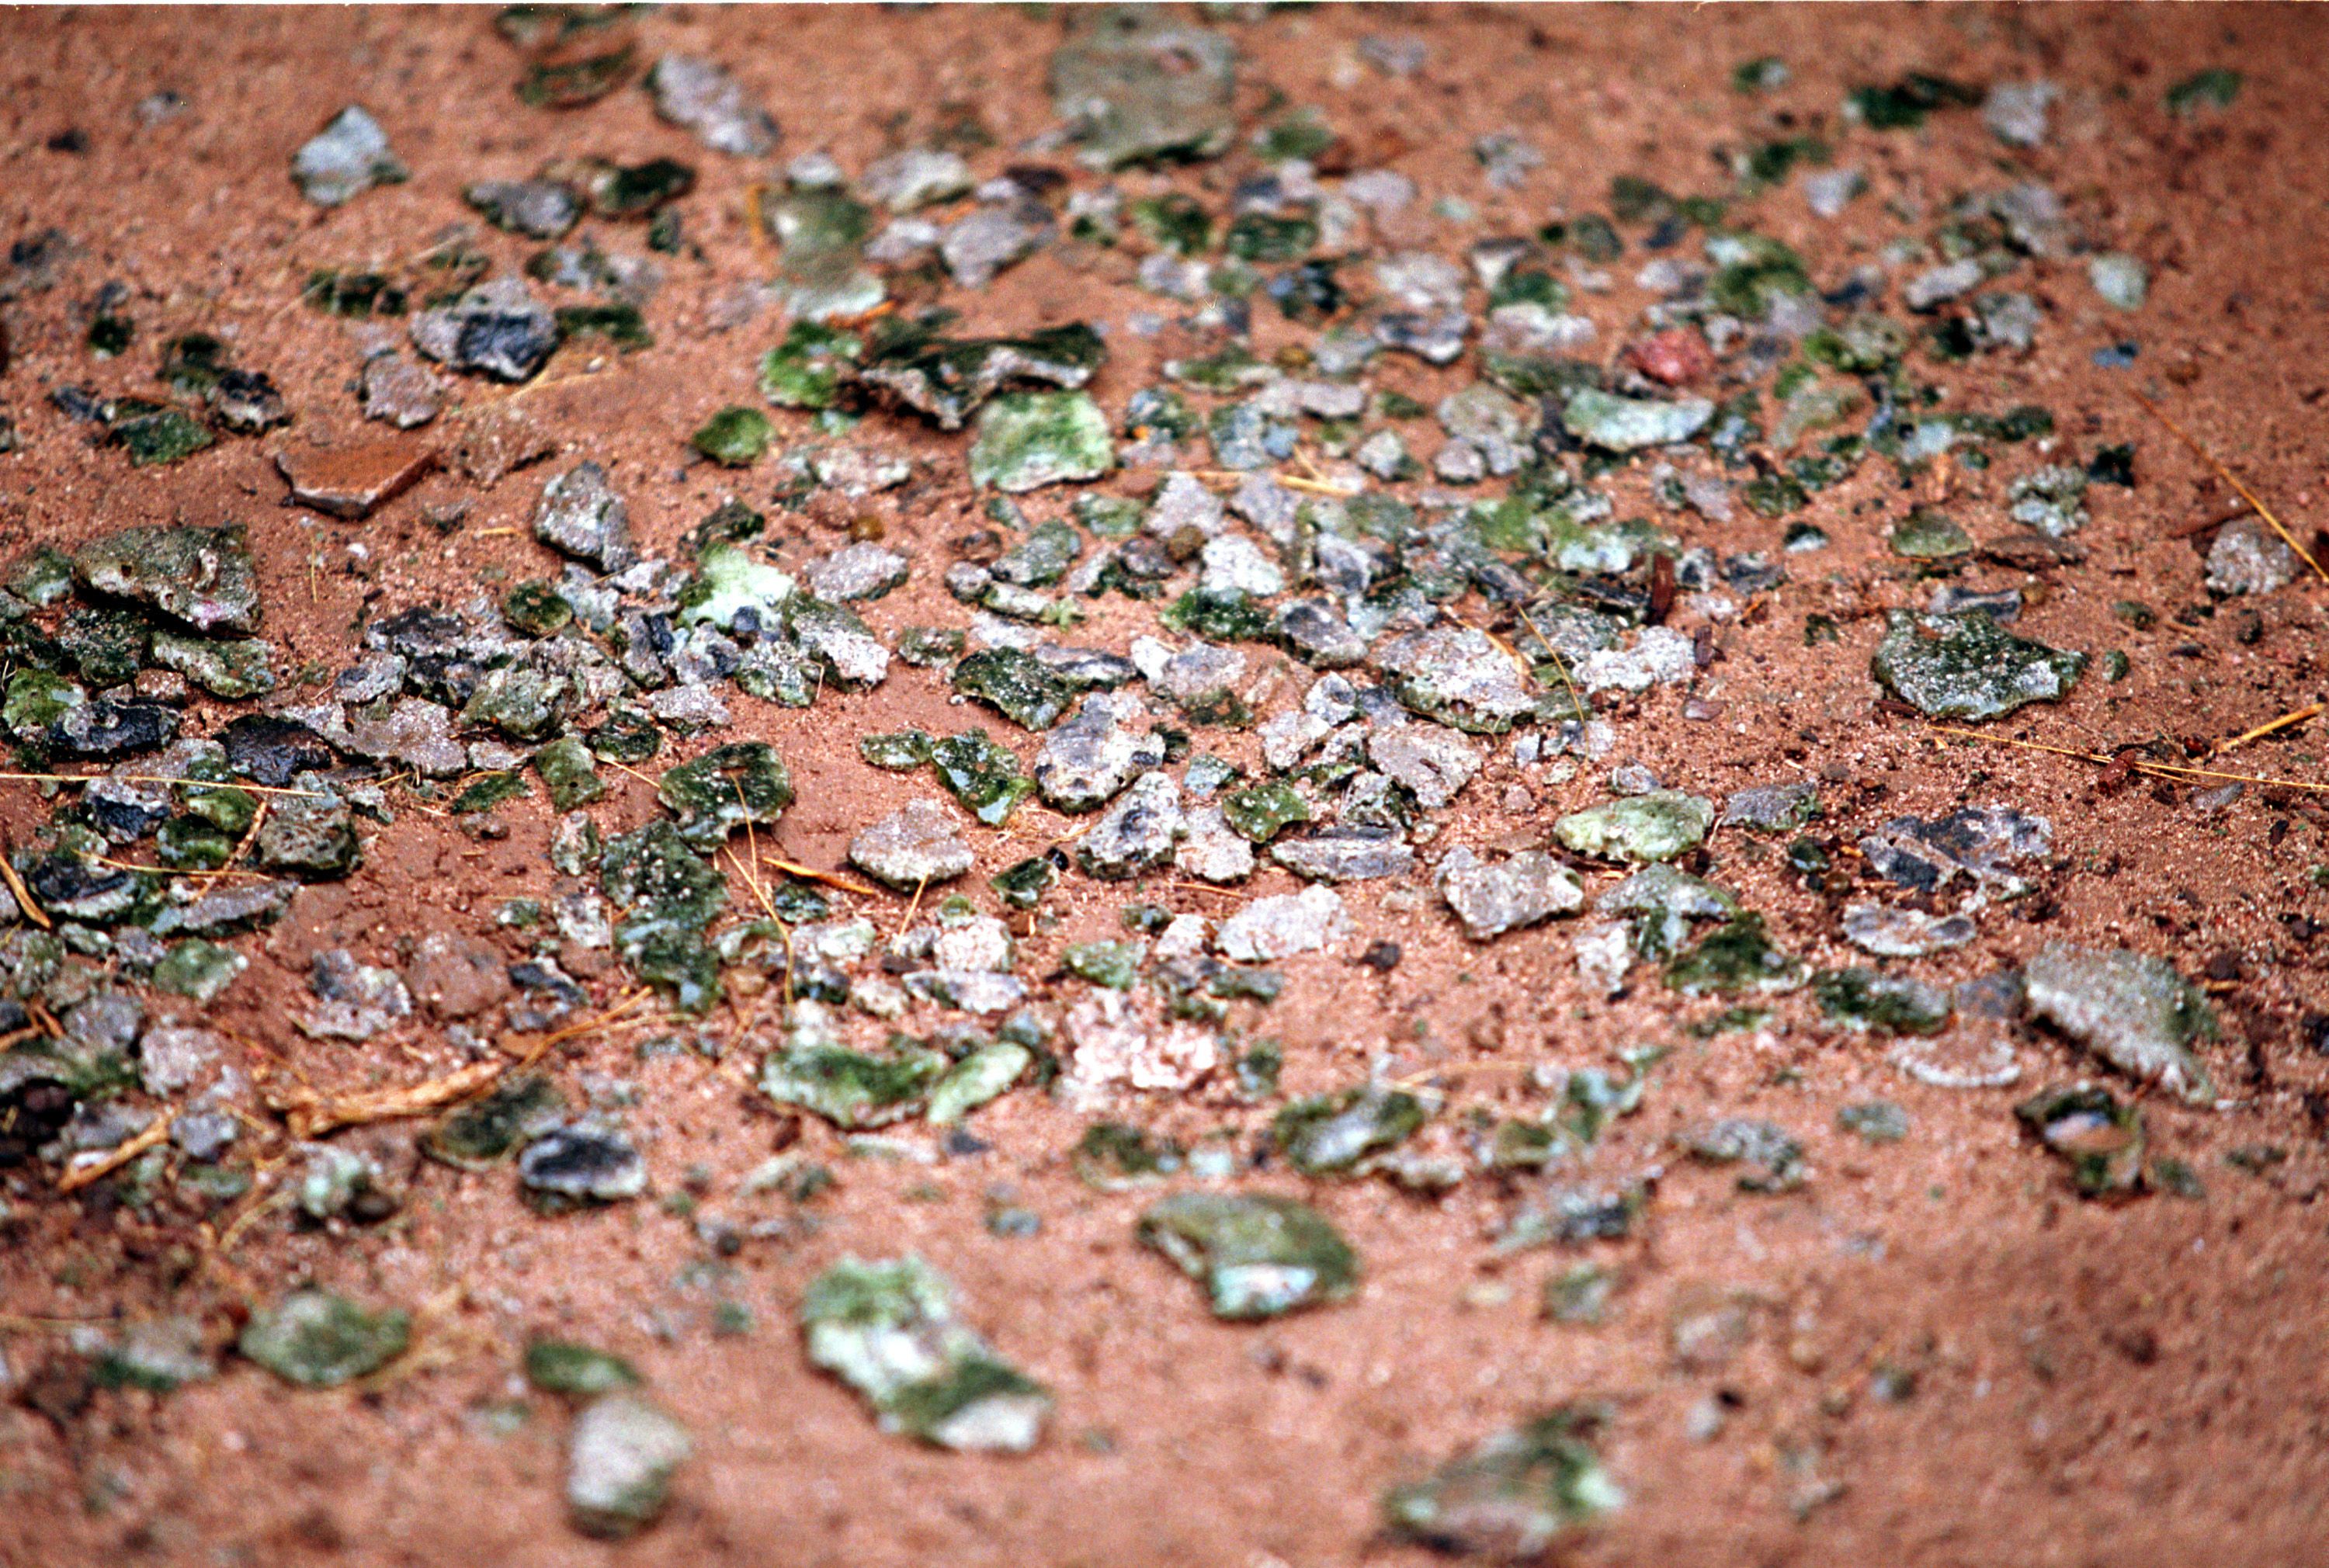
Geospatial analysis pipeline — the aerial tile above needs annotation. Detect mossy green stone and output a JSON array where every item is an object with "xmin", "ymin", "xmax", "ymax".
[
  {"xmin": 690, "ymin": 406, "xmax": 772, "ymax": 467},
  {"xmin": 658, "ymin": 741, "xmax": 793, "ymax": 847},
  {"xmin": 1871, "ymin": 611, "xmax": 2084, "ymax": 720},
  {"xmin": 1222, "ymin": 781, "xmax": 1310, "ymax": 843},
  {"xmin": 1553, "ymin": 792, "xmax": 1715, "ymax": 864},
  {"xmin": 758, "ymin": 1042, "xmax": 946, "ymax": 1129},
  {"xmin": 968, "ymin": 392, "xmax": 1115, "ymax": 493},
  {"xmin": 951, "ymin": 647, "xmax": 1074, "ymax": 731},
  {"xmin": 1137, "ymin": 1192, "xmax": 1359, "ymax": 1320},
  {"xmin": 533, "ymin": 735, "xmax": 606, "ymax": 810},
  {"xmin": 239, "ymin": 1291, "xmax": 409, "ymax": 1386}
]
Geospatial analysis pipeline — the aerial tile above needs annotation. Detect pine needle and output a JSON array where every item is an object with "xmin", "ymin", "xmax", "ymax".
[
  {"xmin": 57, "ymin": 1115, "xmax": 173, "ymax": 1192},
  {"xmin": 1927, "ymin": 723, "xmax": 2329, "ymax": 794},
  {"xmin": 2213, "ymin": 701, "xmax": 2324, "ymax": 756},
  {"xmin": 2132, "ymin": 390, "xmax": 2327, "ymax": 584}
]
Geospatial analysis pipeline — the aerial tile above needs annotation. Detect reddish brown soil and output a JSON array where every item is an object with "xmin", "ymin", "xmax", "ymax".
[{"xmin": 3, "ymin": 5, "xmax": 2328, "ymax": 1566}]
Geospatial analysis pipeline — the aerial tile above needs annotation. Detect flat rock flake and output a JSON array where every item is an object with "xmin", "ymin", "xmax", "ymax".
[{"xmin": 1, "ymin": 6, "xmax": 2316, "ymax": 1563}]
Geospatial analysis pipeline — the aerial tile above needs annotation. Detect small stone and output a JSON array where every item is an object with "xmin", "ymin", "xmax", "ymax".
[
  {"xmin": 1438, "ymin": 848, "xmax": 1584, "ymax": 939},
  {"xmin": 657, "ymin": 741, "xmax": 793, "ymax": 848},
  {"xmin": 424, "ymin": 1073, "xmax": 569, "ymax": 1169},
  {"xmin": 519, "ymin": 1121, "xmax": 648, "ymax": 1205},
  {"xmin": 1376, "ymin": 627, "xmax": 1537, "ymax": 733},
  {"xmin": 1554, "ymin": 792, "xmax": 1714, "ymax": 863},
  {"xmin": 407, "ymin": 932, "xmax": 512, "ymax": 1021},
  {"xmin": 800, "ymin": 1254, "xmax": 1050, "ymax": 1451},
  {"xmin": 1887, "ymin": 507, "xmax": 1973, "ymax": 560},
  {"xmin": 1367, "ymin": 724, "xmax": 1482, "ymax": 810},
  {"xmin": 849, "ymin": 800, "xmax": 974, "ymax": 891},
  {"xmin": 690, "ymin": 405, "xmax": 772, "ymax": 467},
  {"xmin": 2205, "ymin": 517, "xmax": 2297, "ymax": 596},
  {"xmin": 239, "ymin": 1290, "xmax": 408, "ymax": 1386},
  {"xmin": 1813, "ymin": 968, "xmax": 1952, "ymax": 1035},
  {"xmin": 1664, "ymin": 914, "xmax": 1806, "ymax": 996},
  {"xmin": 2015, "ymin": 1083, "xmax": 2147, "ymax": 1198},
  {"xmin": 531, "ymin": 461, "xmax": 637, "ymax": 571},
  {"xmin": 409, "ymin": 278, "xmax": 562, "ymax": 383},
  {"xmin": 941, "ymin": 199, "xmax": 1053, "ymax": 289},
  {"xmin": 1841, "ymin": 903, "xmax": 1977, "ymax": 958},
  {"xmin": 2088, "ymin": 252, "xmax": 2148, "ymax": 311},
  {"xmin": 290, "ymin": 106, "xmax": 405, "ymax": 207},
  {"xmin": 1034, "ymin": 692, "xmax": 1164, "ymax": 813},
  {"xmin": 1682, "ymin": 1117, "xmax": 1806, "ymax": 1192},
  {"xmin": 1273, "ymin": 1086, "xmax": 1425, "ymax": 1177},
  {"xmin": 861, "ymin": 147, "xmax": 973, "ymax": 213},
  {"xmin": 276, "ymin": 438, "xmax": 438, "ymax": 522},
  {"xmin": 1383, "ymin": 1409, "xmax": 1625, "ymax": 1559},
  {"xmin": 1270, "ymin": 827, "xmax": 1414, "ymax": 883},
  {"xmin": 1870, "ymin": 612, "xmax": 2084, "ymax": 721},
  {"xmin": 526, "ymin": 1339, "xmax": 640, "ymax": 1398},
  {"xmin": 302, "ymin": 949, "xmax": 413, "ymax": 1040},
  {"xmin": 533, "ymin": 736, "xmax": 606, "ymax": 811},
  {"xmin": 1137, "ymin": 1192, "xmax": 1358, "ymax": 1320},
  {"xmin": 1220, "ymin": 780, "xmax": 1310, "ymax": 844},
  {"xmin": 1173, "ymin": 805, "xmax": 1256, "ymax": 883},
  {"xmin": 567, "ymin": 1393, "xmax": 692, "ymax": 1539},
  {"xmin": 152, "ymin": 939, "xmax": 245, "ymax": 1004},
  {"xmin": 1561, "ymin": 388, "xmax": 1712, "ymax": 452},
  {"xmin": 1051, "ymin": 8, "xmax": 1237, "ymax": 168},
  {"xmin": 74, "ymin": 523, "xmax": 259, "ymax": 634},
  {"xmin": 463, "ymin": 177, "xmax": 582, "ymax": 238},
  {"xmin": 361, "ymin": 355, "xmax": 443, "ymax": 428},
  {"xmin": 1984, "ymin": 79, "xmax": 2057, "ymax": 147},
  {"xmin": 805, "ymin": 543, "xmax": 910, "ymax": 602},
  {"xmin": 1075, "ymin": 771, "xmax": 1183, "ymax": 879},
  {"xmin": 953, "ymin": 647, "xmax": 1074, "ymax": 731},
  {"xmin": 148, "ymin": 631, "xmax": 276, "ymax": 699},
  {"xmin": 647, "ymin": 54, "xmax": 778, "ymax": 156},
  {"xmin": 968, "ymin": 392, "xmax": 1116, "ymax": 493},
  {"xmin": 1720, "ymin": 782, "xmax": 1816, "ymax": 832},
  {"xmin": 2023, "ymin": 944, "xmax": 2216, "ymax": 1101},
  {"xmin": 1215, "ymin": 886, "xmax": 1348, "ymax": 962},
  {"xmin": 1904, "ymin": 258, "xmax": 1984, "ymax": 312}
]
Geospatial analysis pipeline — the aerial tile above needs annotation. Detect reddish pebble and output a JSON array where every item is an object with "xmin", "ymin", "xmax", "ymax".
[{"xmin": 1627, "ymin": 328, "xmax": 1713, "ymax": 387}]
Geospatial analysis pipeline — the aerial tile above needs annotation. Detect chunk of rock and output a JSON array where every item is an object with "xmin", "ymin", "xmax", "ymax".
[
  {"xmin": 290, "ymin": 106, "xmax": 405, "ymax": 207},
  {"xmin": 519, "ymin": 1121, "xmax": 648, "ymax": 1205},
  {"xmin": 849, "ymin": 800, "xmax": 974, "ymax": 891},
  {"xmin": 74, "ymin": 524, "xmax": 260, "ymax": 634},
  {"xmin": 1841, "ymin": 902, "xmax": 1977, "ymax": 958},
  {"xmin": 531, "ymin": 461, "xmax": 637, "ymax": 570},
  {"xmin": 410, "ymin": 279, "xmax": 562, "ymax": 383},
  {"xmin": 1137, "ymin": 1192, "xmax": 1357, "ymax": 1320},
  {"xmin": 1383, "ymin": 1409, "xmax": 1625, "ymax": 1558},
  {"xmin": 2022, "ymin": 943, "xmax": 2217, "ymax": 1101},
  {"xmin": 567, "ymin": 1393, "xmax": 692, "ymax": 1539},
  {"xmin": 1871, "ymin": 611, "xmax": 2084, "ymax": 721},
  {"xmin": 1438, "ymin": 848, "xmax": 1584, "ymax": 938},
  {"xmin": 800, "ymin": 1255, "xmax": 1050, "ymax": 1452},
  {"xmin": 406, "ymin": 932, "xmax": 512, "ymax": 1021},
  {"xmin": 647, "ymin": 55, "xmax": 778, "ymax": 156},
  {"xmin": 1215, "ymin": 886, "xmax": 1348, "ymax": 962},
  {"xmin": 1034, "ymin": 692, "xmax": 1164, "ymax": 813},
  {"xmin": 1271, "ymin": 827, "xmax": 1414, "ymax": 883},
  {"xmin": 1553, "ymin": 792, "xmax": 1714, "ymax": 863},
  {"xmin": 2205, "ymin": 517, "xmax": 2298, "ymax": 597},
  {"xmin": 1075, "ymin": 770, "xmax": 1183, "ymax": 879},
  {"xmin": 1367, "ymin": 724, "xmax": 1482, "ymax": 810},
  {"xmin": 275, "ymin": 439, "xmax": 435, "ymax": 521}
]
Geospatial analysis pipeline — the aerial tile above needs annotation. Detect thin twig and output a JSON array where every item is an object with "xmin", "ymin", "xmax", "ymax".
[
  {"xmin": 0, "ymin": 840, "xmax": 48, "ymax": 930},
  {"xmin": 57, "ymin": 1116, "xmax": 173, "ymax": 1193},
  {"xmin": 2132, "ymin": 390, "xmax": 2327, "ymax": 584},
  {"xmin": 756, "ymin": 854, "xmax": 878, "ymax": 897},
  {"xmin": 1515, "ymin": 603, "xmax": 1590, "ymax": 727},
  {"xmin": 2213, "ymin": 701, "xmax": 2324, "ymax": 756},
  {"xmin": 1928, "ymin": 724, "xmax": 2329, "ymax": 794}
]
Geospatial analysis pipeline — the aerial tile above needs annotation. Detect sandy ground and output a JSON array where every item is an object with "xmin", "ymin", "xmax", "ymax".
[{"xmin": 2, "ymin": 5, "xmax": 2328, "ymax": 1566}]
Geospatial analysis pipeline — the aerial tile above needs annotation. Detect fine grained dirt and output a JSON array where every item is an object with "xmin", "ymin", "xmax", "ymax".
[{"xmin": 3, "ymin": 5, "xmax": 2328, "ymax": 1566}]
